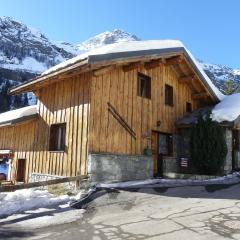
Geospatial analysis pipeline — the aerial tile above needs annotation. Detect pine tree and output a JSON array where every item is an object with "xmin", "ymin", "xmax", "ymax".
[
  {"xmin": 223, "ymin": 79, "xmax": 239, "ymax": 95},
  {"xmin": 190, "ymin": 115, "xmax": 227, "ymax": 175},
  {"xmin": 0, "ymin": 81, "xmax": 12, "ymax": 113}
]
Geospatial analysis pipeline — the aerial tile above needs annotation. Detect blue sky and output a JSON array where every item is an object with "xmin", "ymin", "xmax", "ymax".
[{"xmin": 0, "ymin": 0, "xmax": 239, "ymax": 68}]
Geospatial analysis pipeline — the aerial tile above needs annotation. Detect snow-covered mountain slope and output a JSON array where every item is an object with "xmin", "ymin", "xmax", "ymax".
[
  {"xmin": 77, "ymin": 29, "xmax": 140, "ymax": 51},
  {"xmin": 0, "ymin": 16, "xmax": 239, "ymax": 113},
  {"xmin": 199, "ymin": 60, "xmax": 240, "ymax": 93},
  {"xmin": 0, "ymin": 16, "xmax": 79, "ymax": 112},
  {"xmin": 0, "ymin": 16, "xmax": 77, "ymax": 73}
]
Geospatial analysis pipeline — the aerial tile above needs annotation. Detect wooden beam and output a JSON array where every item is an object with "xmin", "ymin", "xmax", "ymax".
[
  {"xmin": 164, "ymin": 56, "xmax": 183, "ymax": 66},
  {"xmin": 179, "ymin": 75, "xmax": 196, "ymax": 84},
  {"xmin": 122, "ymin": 62, "xmax": 140, "ymax": 72},
  {"xmin": 144, "ymin": 59, "xmax": 161, "ymax": 70},
  {"xmin": 93, "ymin": 65, "xmax": 115, "ymax": 77},
  {"xmin": 192, "ymin": 92, "xmax": 209, "ymax": 100},
  {"xmin": 0, "ymin": 175, "xmax": 88, "ymax": 192}
]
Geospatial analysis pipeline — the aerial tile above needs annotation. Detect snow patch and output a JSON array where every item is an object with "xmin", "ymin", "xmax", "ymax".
[
  {"xmin": 0, "ymin": 189, "xmax": 70, "ymax": 217},
  {"xmin": 211, "ymin": 93, "xmax": 240, "ymax": 122},
  {"xmin": 1, "ymin": 57, "xmax": 47, "ymax": 73}
]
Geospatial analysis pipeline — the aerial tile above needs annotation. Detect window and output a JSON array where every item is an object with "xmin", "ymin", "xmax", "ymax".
[
  {"xmin": 159, "ymin": 133, "xmax": 173, "ymax": 156},
  {"xmin": 49, "ymin": 123, "xmax": 66, "ymax": 151},
  {"xmin": 165, "ymin": 84, "xmax": 173, "ymax": 106},
  {"xmin": 186, "ymin": 102, "xmax": 192, "ymax": 113},
  {"xmin": 137, "ymin": 73, "xmax": 151, "ymax": 99}
]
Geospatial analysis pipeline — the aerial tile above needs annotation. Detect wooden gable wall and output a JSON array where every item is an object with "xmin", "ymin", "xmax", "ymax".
[
  {"xmin": 89, "ymin": 63, "xmax": 201, "ymax": 156},
  {"xmin": 33, "ymin": 72, "xmax": 91, "ymax": 177}
]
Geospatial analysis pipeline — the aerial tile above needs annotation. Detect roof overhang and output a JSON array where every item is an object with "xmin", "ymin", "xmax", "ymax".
[
  {"xmin": 9, "ymin": 47, "xmax": 220, "ymax": 102},
  {"xmin": 0, "ymin": 113, "xmax": 39, "ymax": 128}
]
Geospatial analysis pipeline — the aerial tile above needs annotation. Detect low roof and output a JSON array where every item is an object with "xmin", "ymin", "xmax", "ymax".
[
  {"xmin": 176, "ymin": 106, "xmax": 214, "ymax": 128},
  {"xmin": 177, "ymin": 94, "xmax": 240, "ymax": 128},
  {"xmin": 9, "ymin": 40, "xmax": 224, "ymax": 101},
  {"xmin": 0, "ymin": 105, "xmax": 38, "ymax": 127}
]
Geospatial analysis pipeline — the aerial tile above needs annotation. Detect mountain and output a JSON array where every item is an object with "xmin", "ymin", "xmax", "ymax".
[
  {"xmin": 77, "ymin": 29, "xmax": 140, "ymax": 51},
  {"xmin": 199, "ymin": 60, "xmax": 240, "ymax": 93},
  {"xmin": 0, "ymin": 16, "xmax": 239, "ymax": 113},
  {"xmin": 0, "ymin": 16, "xmax": 79, "ymax": 112}
]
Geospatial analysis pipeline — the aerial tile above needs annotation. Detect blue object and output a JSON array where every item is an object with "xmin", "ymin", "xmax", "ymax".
[{"xmin": 0, "ymin": 163, "xmax": 9, "ymax": 175}]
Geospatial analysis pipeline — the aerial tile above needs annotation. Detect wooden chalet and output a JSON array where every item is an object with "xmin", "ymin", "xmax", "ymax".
[{"xmin": 0, "ymin": 40, "xmax": 225, "ymax": 183}]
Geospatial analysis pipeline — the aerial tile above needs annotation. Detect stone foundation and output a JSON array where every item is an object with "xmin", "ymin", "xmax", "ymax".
[
  {"xmin": 224, "ymin": 128, "xmax": 233, "ymax": 174},
  {"xmin": 162, "ymin": 156, "xmax": 178, "ymax": 174},
  {"xmin": 88, "ymin": 153, "xmax": 153, "ymax": 183}
]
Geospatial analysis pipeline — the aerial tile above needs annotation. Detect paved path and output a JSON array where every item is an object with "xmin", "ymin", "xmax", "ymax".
[{"xmin": 2, "ymin": 183, "xmax": 240, "ymax": 239}]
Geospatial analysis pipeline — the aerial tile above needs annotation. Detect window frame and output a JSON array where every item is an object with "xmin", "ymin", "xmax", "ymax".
[
  {"xmin": 137, "ymin": 72, "xmax": 151, "ymax": 99},
  {"xmin": 49, "ymin": 123, "xmax": 66, "ymax": 152},
  {"xmin": 165, "ymin": 84, "xmax": 174, "ymax": 107}
]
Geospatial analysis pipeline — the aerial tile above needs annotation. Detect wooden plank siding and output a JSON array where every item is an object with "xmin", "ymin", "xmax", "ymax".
[
  {"xmin": 0, "ymin": 73, "xmax": 91, "ymax": 182},
  {"xmin": 0, "ymin": 120, "xmax": 37, "ymax": 182},
  {"xmin": 89, "ymin": 63, "xmax": 199, "ymax": 155},
  {"xmin": 0, "ymin": 60, "xmax": 210, "ymax": 182}
]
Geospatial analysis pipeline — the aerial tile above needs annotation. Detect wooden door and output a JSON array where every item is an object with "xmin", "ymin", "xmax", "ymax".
[{"xmin": 16, "ymin": 159, "xmax": 26, "ymax": 182}]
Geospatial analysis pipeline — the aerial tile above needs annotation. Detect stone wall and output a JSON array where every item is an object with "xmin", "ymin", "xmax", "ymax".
[
  {"xmin": 233, "ymin": 150, "xmax": 240, "ymax": 170},
  {"xmin": 162, "ymin": 156, "xmax": 178, "ymax": 176},
  {"xmin": 224, "ymin": 128, "xmax": 233, "ymax": 174},
  {"xmin": 88, "ymin": 153, "xmax": 153, "ymax": 183}
]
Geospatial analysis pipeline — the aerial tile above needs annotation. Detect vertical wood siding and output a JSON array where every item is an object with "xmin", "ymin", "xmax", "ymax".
[
  {"xmin": 0, "ymin": 62, "xmax": 210, "ymax": 181},
  {"xmin": 89, "ymin": 64, "xmax": 199, "ymax": 155},
  {"xmin": 0, "ymin": 72, "xmax": 90, "ymax": 182}
]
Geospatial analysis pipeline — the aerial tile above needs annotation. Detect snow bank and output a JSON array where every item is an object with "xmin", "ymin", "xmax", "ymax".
[
  {"xmin": 0, "ymin": 189, "xmax": 70, "ymax": 217},
  {"xmin": 42, "ymin": 40, "xmax": 224, "ymax": 101},
  {"xmin": 0, "ymin": 105, "xmax": 38, "ymax": 125},
  {"xmin": 211, "ymin": 93, "xmax": 240, "ymax": 122}
]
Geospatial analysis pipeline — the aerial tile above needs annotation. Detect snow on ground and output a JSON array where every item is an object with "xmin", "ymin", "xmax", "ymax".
[
  {"xmin": 42, "ymin": 40, "xmax": 224, "ymax": 101},
  {"xmin": 0, "ymin": 189, "xmax": 85, "ymax": 230},
  {"xmin": 211, "ymin": 93, "xmax": 240, "ymax": 122},
  {"xmin": 0, "ymin": 105, "xmax": 38, "ymax": 125},
  {"xmin": 0, "ymin": 189, "xmax": 70, "ymax": 217},
  {"xmin": 97, "ymin": 172, "xmax": 240, "ymax": 189}
]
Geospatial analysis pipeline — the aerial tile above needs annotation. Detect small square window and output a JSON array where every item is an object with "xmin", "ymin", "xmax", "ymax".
[
  {"xmin": 49, "ymin": 123, "xmax": 66, "ymax": 151},
  {"xmin": 165, "ymin": 84, "xmax": 173, "ymax": 106},
  {"xmin": 186, "ymin": 102, "xmax": 192, "ymax": 113},
  {"xmin": 137, "ymin": 73, "xmax": 151, "ymax": 99}
]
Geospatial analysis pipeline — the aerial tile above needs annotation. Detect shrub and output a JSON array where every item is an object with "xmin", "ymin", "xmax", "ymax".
[{"xmin": 190, "ymin": 115, "xmax": 227, "ymax": 175}]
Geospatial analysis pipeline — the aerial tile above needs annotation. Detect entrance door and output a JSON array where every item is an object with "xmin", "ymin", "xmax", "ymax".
[
  {"xmin": 157, "ymin": 133, "xmax": 173, "ymax": 177},
  {"xmin": 16, "ymin": 159, "xmax": 26, "ymax": 182}
]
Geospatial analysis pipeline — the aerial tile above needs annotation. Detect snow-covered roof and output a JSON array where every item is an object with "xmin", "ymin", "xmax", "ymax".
[
  {"xmin": 177, "ymin": 93, "xmax": 240, "ymax": 128},
  {"xmin": 11, "ymin": 40, "xmax": 224, "ymax": 101},
  {"xmin": 43, "ymin": 40, "xmax": 224, "ymax": 101},
  {"xmin": 211, "ymin": 93, "xmax": 240, "ymax": 123},
  {"xmin": 42, "ymin": 40, "xmax": 185, "ymax": 75},
  {"xmin": 0, "ymin": 105, "xmax": 38, "ymax": 127}
]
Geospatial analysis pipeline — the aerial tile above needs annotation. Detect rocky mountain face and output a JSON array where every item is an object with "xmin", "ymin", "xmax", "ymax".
[
  {"xmin": 199, "ymin": 60, "xmax": 240, "ymax": 93},
  {"xmin": 0, "ymin": 16, "xmax": 239, "ymax": 113},
  {"xmin": 0, "ymin": 16, "xmax": 77, "ymax": 112}
]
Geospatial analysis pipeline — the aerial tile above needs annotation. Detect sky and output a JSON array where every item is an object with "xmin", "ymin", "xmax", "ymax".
[{"xmin": 0, "ymin": 0, "xmax": 239, "ymax": 68}]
